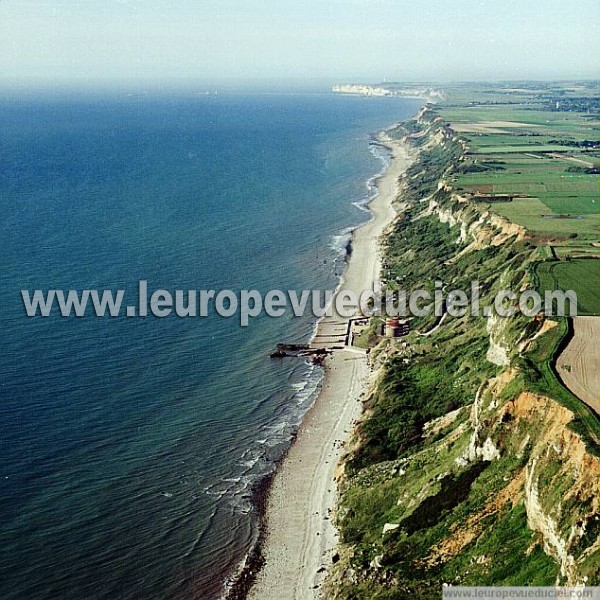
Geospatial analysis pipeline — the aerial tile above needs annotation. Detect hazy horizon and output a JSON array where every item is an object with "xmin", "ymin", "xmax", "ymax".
[{"xmin": 1, "ymin": 0, "xmax": 599, "ymax": 91}]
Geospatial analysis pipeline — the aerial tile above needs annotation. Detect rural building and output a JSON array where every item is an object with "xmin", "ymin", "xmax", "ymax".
[{"xmin": 385, "ymin": 318, "xmax": 410, "ymax": 338}]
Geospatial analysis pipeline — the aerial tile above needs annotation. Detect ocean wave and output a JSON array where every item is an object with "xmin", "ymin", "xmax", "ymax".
[
  {"xmin": 216, "ymin": 363, "xmax": 324, "ymax": 600},
  {"xmin": 209, "ymin": 361, "xmax": 324, "ymax": 522},
  {"xmin": 351, "ymin": 140, "xmax": 392, "ymax": 214},
  {"xmin": 329, "ymin": 226, "xmax": 355, "ymax": 255}
]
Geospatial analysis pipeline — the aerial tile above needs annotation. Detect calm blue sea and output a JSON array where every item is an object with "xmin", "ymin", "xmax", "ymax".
[{"xmin": 0, "ymin": 91, "xmax": 420, "ymax": 599}]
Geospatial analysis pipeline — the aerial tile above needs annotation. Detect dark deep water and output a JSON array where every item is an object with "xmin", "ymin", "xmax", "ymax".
[{"xmin": 0, "ymin": 91, "xmax": 420, "ymax": 599}]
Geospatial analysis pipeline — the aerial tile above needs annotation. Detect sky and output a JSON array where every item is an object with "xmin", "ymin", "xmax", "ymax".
[{"xmin": 1, "ymin": 0, "xmax": 599, "ymax": 88}]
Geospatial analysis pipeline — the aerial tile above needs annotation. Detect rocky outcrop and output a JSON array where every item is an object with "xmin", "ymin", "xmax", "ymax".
[
  {"xmin": 456, "ymin": 360, "xmax": 600, "ymax": 585},
  {"xmin": 505, "ymin": 392, "xmax": 600, "ymax": 585},
  {"xmin": 485, "ymin": 313, "xmax": 511, "ymax": 366},
  {"xmin": 449, "ymin": 372, "xmax": 600, "ymax": 585}
]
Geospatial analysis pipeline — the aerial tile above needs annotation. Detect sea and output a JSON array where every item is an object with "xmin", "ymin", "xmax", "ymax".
[{"xmin": 0, "ymin": 89, "xmax": 421, "ymax": 599}]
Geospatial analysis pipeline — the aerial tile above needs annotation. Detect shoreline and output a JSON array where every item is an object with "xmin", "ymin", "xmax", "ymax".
[{"xmin": 236, "ymin": 128, "xmax": 415, "ymax": 600}]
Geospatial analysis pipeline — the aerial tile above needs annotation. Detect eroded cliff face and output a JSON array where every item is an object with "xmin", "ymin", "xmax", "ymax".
[
  {"xmin": 326, "ymin": 111, "xmax": 600, "ymax": 597},
  {"xmin": 461, "ymin": 370, "xmax": 600, "ymax": 586},
  {"xmin": 329, "ymin": 314, "xmax": 600, "ymax": 596},
  {"xmin": 412, "ymin": 116, "xmax": 600, "ymax": 586},
  {"xmin": 430, "ymin": 198, "xmax": 526, "ymax": 249}
]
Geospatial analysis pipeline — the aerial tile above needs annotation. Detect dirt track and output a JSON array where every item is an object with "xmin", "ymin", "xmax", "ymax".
[{"xmin": 557, "ymin": 316, "xmax": 600, "ymax": 416}]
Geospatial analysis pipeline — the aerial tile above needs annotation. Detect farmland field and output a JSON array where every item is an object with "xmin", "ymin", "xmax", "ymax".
[
  {"xmin": 441, "ymin": 88, "xmax": 598, "ymax": 251},
  {"xmin": 434, "ymin": 82, "xmax": 598, "ymax": 438},
  {"xmin": 554, "ymin": 245, "xmax": 600, "ymax": 258},
  {"xmin": 535, "ymin": 259, "xmax": 600, "ymax": 315},
  {"xmin": 472, "ymin": 145, "xmax": 573, "ymax": 154},
  {"xmin": 556, "ymin": 316, "xmax": 600, "ymax": 415},
  {"xmin": 487, "ymin": 198, "xmax": 597, "ymax": 238}
]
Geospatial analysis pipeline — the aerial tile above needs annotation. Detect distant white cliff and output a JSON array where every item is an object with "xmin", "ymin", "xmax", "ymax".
[
  {"xmin": 332, "ymin": 84, "xmax": 446, "ymax": 103},
  {"xmin": 332, "ymin": 84, "xmax": 392, "ymax": 96}
]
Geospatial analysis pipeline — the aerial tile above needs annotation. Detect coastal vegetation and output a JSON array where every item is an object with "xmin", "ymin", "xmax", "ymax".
[{"xmin": 326, "ymin": 83, "xmax": 600, "ymax": 598}]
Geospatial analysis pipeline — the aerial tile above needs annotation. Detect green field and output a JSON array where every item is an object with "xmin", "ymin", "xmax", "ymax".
[
  {"xmin": 442, "ymin": 95, "xmax": 599, "ymax": 249},
  {"xmin": 442, "ymin": 105, "xmax": 598, "ymax": 142},
  {"xmin": 535, "ymin": 259, "xmax": 600, "ymax": 315},
  {"xmin": 454, "ymin": 163, "xmax": 598, "ymax": 238},
  {"xmin": 487, "ymin": 197, "xmax": 597, "ymax": 238},
  {"xmin": 554, "ymin": 245, "xmax": 600, "ymax": 258},
  {"xmin": 473, "ymin": 145, "xmax": 573, "ymax": 154}
]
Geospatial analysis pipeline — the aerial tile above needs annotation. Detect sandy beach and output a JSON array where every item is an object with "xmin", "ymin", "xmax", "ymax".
[{"xmin": 246, "ymin": 132, "xmax": 414, "ymax": 600}]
